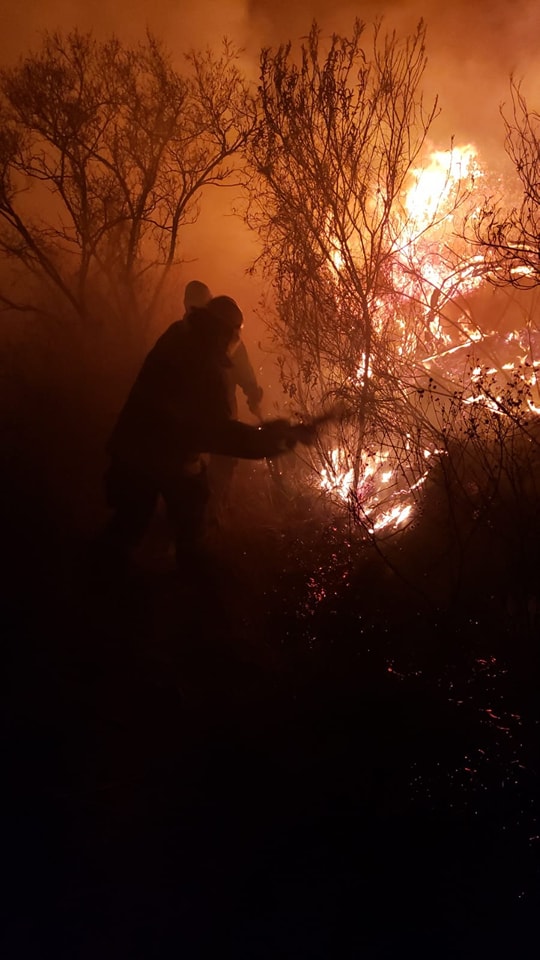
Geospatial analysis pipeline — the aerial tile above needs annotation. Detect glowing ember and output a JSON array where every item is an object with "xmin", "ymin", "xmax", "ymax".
[
  {"xmin": 371, "ymin": 503, "xmax": 412, "ymax": 532},
  {"xmin": 320, "ymin": 449, "xmax": 354, "ymax": 502},
  {"xmin": 320, "ymin": 445, "xmax": 421, "ymax": 534}
]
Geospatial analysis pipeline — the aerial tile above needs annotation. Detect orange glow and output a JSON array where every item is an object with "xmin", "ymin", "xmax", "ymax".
[
  {"xmin": 404, "ymin": 146, "xmax": 479, "ymax": 234},
  {"xmin": 316, "ymin": 142, "xmax": 540, "ymax": 535}
]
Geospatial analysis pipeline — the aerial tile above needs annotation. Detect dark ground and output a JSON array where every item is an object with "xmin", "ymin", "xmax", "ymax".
[{"xmin": 2, "ymin": 463, "xmax": 540, "ymax": 958}]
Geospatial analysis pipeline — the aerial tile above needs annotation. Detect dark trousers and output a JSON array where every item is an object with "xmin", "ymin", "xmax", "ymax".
[{"xmin": 103, "ymin": 458, "xmax": 209, "ymax": 565}]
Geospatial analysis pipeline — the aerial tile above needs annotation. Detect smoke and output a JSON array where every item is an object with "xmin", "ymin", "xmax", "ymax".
[
  {"xmin": 4, "ymin": 0, "xmax": 538, "ymax": 197},
  {"xmin": 5, "ymin": 0, "xmax": 539, "ymax": 148},
  {"xmin": 248, "ymin": 0, "xmax": 540, "ymax": 162},
  {"xmin": 1, "ymin": 0, "xmax": 539, "ymax": 395},
  {"xmin": 0, "ymin": 1, "xmax": 250, "ymax": 60}
]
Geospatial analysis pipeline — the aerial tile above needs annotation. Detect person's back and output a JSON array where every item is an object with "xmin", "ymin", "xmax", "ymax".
[{"xmin": 108, "ymin": 310, "xmax": 232, "ymax": 472}]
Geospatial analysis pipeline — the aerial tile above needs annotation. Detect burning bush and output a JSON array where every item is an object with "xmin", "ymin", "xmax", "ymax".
[{"xmin": 242, "ymin": 16, "xmax": 540, "ymax": 600}]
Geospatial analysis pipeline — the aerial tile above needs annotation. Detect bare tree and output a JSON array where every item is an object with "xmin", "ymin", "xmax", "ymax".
[
  {"xmin": 472, "ymin": 78, "xmax": 540, "ymax": 289},
  {"xmin": 245, "ymin": 19, "xmax": 484, "ymax": 533},
  {"xmin": 0, "ymin": 30, "xmax": 254, "ymax": 332}
]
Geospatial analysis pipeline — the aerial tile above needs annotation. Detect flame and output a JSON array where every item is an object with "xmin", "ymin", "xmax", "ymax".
[
  {"xmin": 371, "ymin": 503, "xmax": 413, "ymax": 532},
  {"xmin": 315, "ymin": 143, "xmax": 540, "ymax": 535},
  {"xmin": 404, "ymin": 146, "xmax": 479, "ymax": 234},
  {"xmin": 320, "ymin": 448, "xmax": 354, "ymax": 501},
  {"xmin": 393, "ymin": 146, "xmax": 487, "ymax": 346}
]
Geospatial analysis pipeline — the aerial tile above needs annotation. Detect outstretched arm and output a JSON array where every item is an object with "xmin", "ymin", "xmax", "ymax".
[{"xmin": 199, "ymin": 418, "xmax": 316, "ymax": 459}]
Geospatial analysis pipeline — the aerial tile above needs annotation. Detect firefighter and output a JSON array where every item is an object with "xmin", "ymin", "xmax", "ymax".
[
  {"xmin": 182, "ymin": 280, "xmax": 263, "ymax": 415},
  {"xmin": 183, "ymin": 279, "xmax": 212, "ymax": 316},
  {"xmin": 102, "ymin": 295, "xmax": 314, "ymax": 570},
  {"xmin": 205, "ymin": 296, "xmax": 264, "ymax": 521},
  {"xmin": 182, "ymin": 281, "xmax": 265, "ymax": 519}
]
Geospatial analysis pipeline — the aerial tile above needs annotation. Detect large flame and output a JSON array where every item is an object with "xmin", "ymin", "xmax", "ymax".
[
  {"xmin": 317, "ymin": 145, "xmax": 540, "ymax": 535},
  {"xmin": 404, "ymin": 146, "xmax": 479, "ymax": 236}
]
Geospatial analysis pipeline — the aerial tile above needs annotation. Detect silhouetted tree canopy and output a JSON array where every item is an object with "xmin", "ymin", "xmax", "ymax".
[
  {"xmin": 247, "ymin": 19, "xmax": 451, "ymax": 492},
  {"xmin": 0, "ymin": 30, "xmax": 254, "ymax": 331},
  {"xmin": 473, "ymin": 78, "xmax": 540, "ymax": 289}
]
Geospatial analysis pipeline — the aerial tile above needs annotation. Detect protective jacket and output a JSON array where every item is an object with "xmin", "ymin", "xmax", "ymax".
[
  {"xmin": 107, "ymin": 309, "xmax": 292, "ymax": 478},
  {"xmin": 229, "ymin": 341, "xmax": 263, "ymax": 417}
]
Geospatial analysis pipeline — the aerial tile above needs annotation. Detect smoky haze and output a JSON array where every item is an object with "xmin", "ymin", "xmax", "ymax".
[
  {"xmin": 248, "ymin": 0, "xmax": 540, "ymax": 158},
  {"xmin": 5, "ymin": 1, "xmax": 538, "ymax": 145},
  {"xmin": 1, "ymin": 0, "xmax": 539, "ymax": 401}
]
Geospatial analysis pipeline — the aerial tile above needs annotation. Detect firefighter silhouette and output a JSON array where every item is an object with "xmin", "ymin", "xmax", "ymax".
[
  {"xmin": 102, "ymin": 295, "xmax": 314, "ymax": 570},
  {"xmin": 183, "ymin": 281, "xmax": 264, "ymax": 521}
]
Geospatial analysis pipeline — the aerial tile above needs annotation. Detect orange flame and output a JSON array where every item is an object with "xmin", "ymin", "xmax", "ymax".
[{"xmin": 317, "ymin": 144, "xmax": 540, "ymax": 534}]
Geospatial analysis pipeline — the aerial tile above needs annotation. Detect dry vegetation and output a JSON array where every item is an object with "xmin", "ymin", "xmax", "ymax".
[{"xmin": 1, "ymin": 20, "xmax": 540, "ymax": 626}]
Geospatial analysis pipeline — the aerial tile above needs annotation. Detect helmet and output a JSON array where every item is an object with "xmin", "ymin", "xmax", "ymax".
[
  {"xmin": 188, "ymin": 296, "xmax": 242, "ymax": 356},
  {"xmin": 195, "ymin": 296, "xmax": 243, "ymax": 356},
  {"xmin": 206, "ymin": 295, "xmax": 243, "ymax": 331},
  {"xmin": 184, "ymin": 280, "xmax": 212, "ymax": 312}
]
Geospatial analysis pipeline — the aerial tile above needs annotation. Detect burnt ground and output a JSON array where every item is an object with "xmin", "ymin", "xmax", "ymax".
[{"xmin": 2, "ymin": 460, "xmax": 540, "ymax": 958}]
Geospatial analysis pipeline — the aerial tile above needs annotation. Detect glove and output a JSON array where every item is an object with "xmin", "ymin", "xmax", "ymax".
[
  {"xmin": 262, "ymin": 419, "xmax": 318, "ymax": 452},
  {"xmin": 288, "ymin": 422, "xmax": 318, "ymax": 447},
  {"xmin": 262, "ymin": 418, "xmax": 295, "ymax": 452}
]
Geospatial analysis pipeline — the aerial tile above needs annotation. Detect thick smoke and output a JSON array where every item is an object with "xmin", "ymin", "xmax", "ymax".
[
  {"xmin": 0, "ymin": 1, "xmax": 250, "ymax": 60},
  {"xmin": 5, "ymin": 0, "xmax": 538, "ymax": 151},
  {"xmin": 248, "ymin": 0, "xmax": 540, "ymax": 161},
  {"xmin": 1, "ymin": 0, "xmax": 539, "ymax": 396}
]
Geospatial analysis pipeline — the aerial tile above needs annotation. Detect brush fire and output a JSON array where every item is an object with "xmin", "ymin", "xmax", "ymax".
[{"xmin": 312, "ymin": 145, "xmax": 540, "ymax": 537}]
